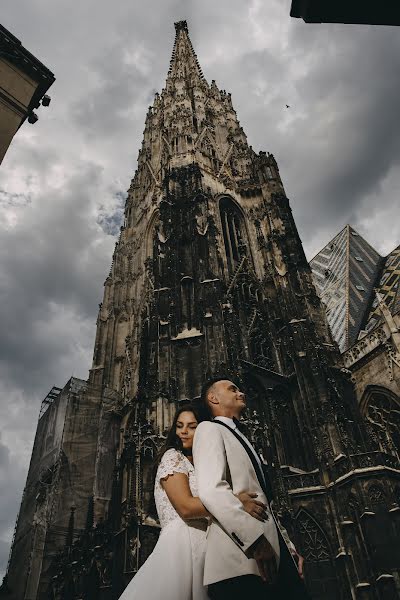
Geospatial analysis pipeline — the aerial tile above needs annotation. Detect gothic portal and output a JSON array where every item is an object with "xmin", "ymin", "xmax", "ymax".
[{"xmin": 3, "ymin": 21, "xmax": 400, "ymax": 600}]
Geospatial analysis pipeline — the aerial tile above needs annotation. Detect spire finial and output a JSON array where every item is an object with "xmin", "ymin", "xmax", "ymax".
[{"xmin": 174, "ymin": 20, "xmax": 188, "ymax": 33}]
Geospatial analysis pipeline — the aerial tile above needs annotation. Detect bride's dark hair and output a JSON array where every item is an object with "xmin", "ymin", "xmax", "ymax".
[
  {"xmin": 156, "ymin": 403, "xmax": 203, "ymax": 465},
  {"xmin": 148, "ymin": 404, "xmax": 206, "ymax": 518}
]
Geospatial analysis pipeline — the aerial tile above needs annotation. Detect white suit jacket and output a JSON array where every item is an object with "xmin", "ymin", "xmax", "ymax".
[{"xmin": 193, "ymin": 419, "xmax": 281, "ymax": 585}]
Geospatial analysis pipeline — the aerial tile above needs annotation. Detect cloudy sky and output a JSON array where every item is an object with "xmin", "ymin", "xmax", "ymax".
[{"xmin": 1, "ymin": 0, "xmax": 400, "ymax": 580}]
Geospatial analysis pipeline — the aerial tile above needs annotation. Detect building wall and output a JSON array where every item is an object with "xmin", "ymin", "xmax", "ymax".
[
  {"xmin": 4, "ymin": 378, "xmax": 116, "ymax": 600},
  {"xmin": 6, "ymin": 384, "xmax": 70, "ymax": 600},
  {"xmin": 0, "ymin": 58, "xmax": 38, "ymax": 162},
  {"xmin": 352, "ymin": 345, "xmax": 400, "ymax": 406}
]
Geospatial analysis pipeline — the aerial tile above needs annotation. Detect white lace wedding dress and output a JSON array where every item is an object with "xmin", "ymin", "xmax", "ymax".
[{"xmin": 119, "ymin": 448, "xmax": 208, "ymax": 600}]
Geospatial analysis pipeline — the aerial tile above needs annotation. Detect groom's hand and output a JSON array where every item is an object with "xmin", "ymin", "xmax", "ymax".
[
  {"xmin": 248, "ymin": 536, "xmax": 277, "ymax": 583},
  {"xmin": 237, "ymin": 492, "xmax": 268, "ymax": 522}
]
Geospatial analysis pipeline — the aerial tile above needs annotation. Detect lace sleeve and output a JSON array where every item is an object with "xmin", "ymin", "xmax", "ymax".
[{"xmin": 157, "ymin": 448, "xmax": 189, "ymax": 483}]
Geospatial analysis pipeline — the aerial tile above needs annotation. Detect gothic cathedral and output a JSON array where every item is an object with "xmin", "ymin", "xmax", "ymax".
[{"xmin": 4, "ymin": 21, "xmax": 400, "ymax": 600}]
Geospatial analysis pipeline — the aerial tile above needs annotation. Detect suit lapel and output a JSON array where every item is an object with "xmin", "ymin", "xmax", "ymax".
[{"xmin": 212, "ymin": 420, "xmax": 273, "ymax": 502}]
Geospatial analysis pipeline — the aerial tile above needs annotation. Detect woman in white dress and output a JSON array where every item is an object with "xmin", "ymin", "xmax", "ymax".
[{"xmin": 119, "ymin": 404, "xmax": 269, "ymax": 600}]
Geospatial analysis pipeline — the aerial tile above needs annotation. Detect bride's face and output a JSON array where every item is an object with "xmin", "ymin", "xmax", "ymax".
[{"xmin": 176, "ymin": 411, "xmax": 198, "ymax": 451}]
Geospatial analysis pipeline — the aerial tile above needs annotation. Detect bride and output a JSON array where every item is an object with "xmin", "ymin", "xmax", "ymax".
[{"xmin": 119, "ymin": 404, "xmax": 269, "ymax": 600}]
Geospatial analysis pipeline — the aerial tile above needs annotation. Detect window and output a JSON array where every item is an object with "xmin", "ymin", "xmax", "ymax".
[
  {"xmin": 220, "ymin": 197, "xmax": 248, "ymax": 273},
  {"xmin": 295, "ymin": 510, "xmax": 340, "ymax": 600}
]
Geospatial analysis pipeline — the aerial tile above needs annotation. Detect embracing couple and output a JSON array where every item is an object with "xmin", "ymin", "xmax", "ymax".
[{"xmin": 120, "ymin": 377, "xmax": 310, "ymax": 600}]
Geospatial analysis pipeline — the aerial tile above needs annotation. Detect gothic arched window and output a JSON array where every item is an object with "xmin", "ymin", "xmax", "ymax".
[
  {"xmin": 361, "ymin": 386, "xmax": 400, "ymax": 460},
  {"xmin": 295, "ymin": 510, "xmax": 339, "ymax": 599},
  {"xmin": 145, "ymin": 210, "xmax": 166, "ymax": 282},
  {"xmin": 249, "ymin": 324, "xmax": 273, "ymax": 369},
  {"xmin": 219, "ymin": 197, "xmax": 248, "ymax": 273}
]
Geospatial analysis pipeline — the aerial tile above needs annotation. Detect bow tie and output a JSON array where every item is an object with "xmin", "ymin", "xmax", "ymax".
[{"xmin": 232, "ymin": 417, "xmax": 246, "ymax": 433}]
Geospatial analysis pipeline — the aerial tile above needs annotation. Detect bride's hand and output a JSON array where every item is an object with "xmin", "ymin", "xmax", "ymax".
[{"xmin": 237, "ymin": 492, "xmax": 268, "ymax": 522}]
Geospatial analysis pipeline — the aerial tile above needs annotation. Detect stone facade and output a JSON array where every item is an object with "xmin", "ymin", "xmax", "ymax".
[
  {"xmin": 344, "ymin": 295, "xmax": 400, "ymax": 461},
  {"xmin": 2, "ymin": 21, "xmax": 400, "ymax": 600}
]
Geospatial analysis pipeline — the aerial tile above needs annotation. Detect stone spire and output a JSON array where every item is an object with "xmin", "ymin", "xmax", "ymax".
[
  {"xmin": 127, "ymin": 19, "xmax": 280, "ymax": 201},
  {"xmin": 90, "ymin": 21, "xmax": 286, "ymax": 396},
  {"xmin": 166, "ymin": 20, "xmax": 205, "ymax": 88}
]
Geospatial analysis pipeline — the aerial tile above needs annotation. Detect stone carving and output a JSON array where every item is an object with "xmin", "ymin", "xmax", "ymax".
[
  {"xmin": 296, "ymin": 511, "xmax": 331, "ymax": 561},
  {"xmin": 366, "ymin": 392, "xmax": 400, "ymax": 458},
  {"xmin": 343, "ymin": 325, "xmax": 388, "ymax": 367},
  {"xmin": 385, "ymin": 341, "xmax": 400, "ymax": 381},
  {"xmin": 367, "ymin": 484, "xmax": 387, "ymax": 509}
]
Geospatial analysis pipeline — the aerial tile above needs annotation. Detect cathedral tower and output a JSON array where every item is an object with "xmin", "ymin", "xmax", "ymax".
[
  {"xmin": 4, "ymin": 21, "xmax": 400, "ymax": 600},
  {"xmin": 90, "ymin": 20, "xmax": 336, "ymax": 423}
]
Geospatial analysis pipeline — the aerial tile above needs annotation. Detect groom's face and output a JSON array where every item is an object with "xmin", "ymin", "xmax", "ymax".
[{"xmin": 209, "ymin": 380, "xmax": 246, "ymax": 417}]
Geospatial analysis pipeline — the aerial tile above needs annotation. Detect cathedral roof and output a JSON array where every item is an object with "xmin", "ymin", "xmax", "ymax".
[
  {"xmin": 310, "ymin": 225, "xmax": 382, "ymax": 351},
  {"xmin": 311, "ymin": 225, "xmax": 400, "ymax": 352}
]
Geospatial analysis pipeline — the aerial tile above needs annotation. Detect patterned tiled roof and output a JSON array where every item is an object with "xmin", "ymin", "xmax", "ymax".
[
  {"xmin": 310, "ymin": 225, "xmax": 383, "ymax": 351},
  {"xmin": 363, "ymin": 245, "xmax": 400, "ymax": 333}
]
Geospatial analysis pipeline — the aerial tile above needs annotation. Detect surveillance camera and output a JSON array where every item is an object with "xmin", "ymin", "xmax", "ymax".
[
  {"xmin": 42, "ymin": 94, "xmax": 51, "ymax": 107},
  {"xmin": 28, "ymin": 112, "xmax": 39, "ymax": 124}
]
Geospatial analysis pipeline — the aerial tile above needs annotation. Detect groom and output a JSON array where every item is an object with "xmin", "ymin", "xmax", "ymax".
[{"xmin": 193, "ymin": 377, "xmax": 310, "ymax": 599}]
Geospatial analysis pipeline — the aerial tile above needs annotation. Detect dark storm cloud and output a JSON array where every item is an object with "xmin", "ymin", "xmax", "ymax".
[
  {"xmin": 0, "ymin": 0, "xmax": 399, "ymax": 581},
  {"xmin": 0, "ymin": 162, "xmax": 115, "ymax": 392},
  {"xmin": 71, "ymin": 44, "xmax": 151, "ymax": 139},
  {"xmin": 284, "ymin": 25, "xmax": 400, "ymax": 234}
]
